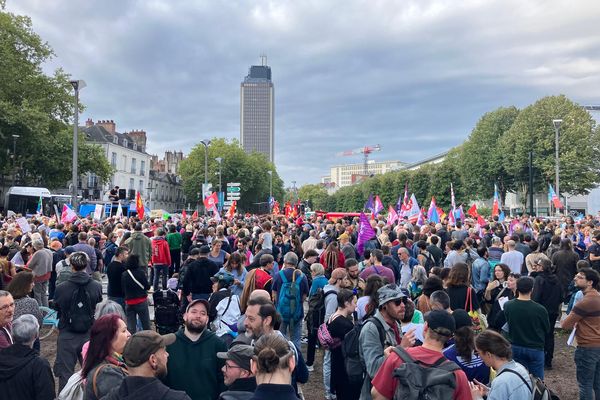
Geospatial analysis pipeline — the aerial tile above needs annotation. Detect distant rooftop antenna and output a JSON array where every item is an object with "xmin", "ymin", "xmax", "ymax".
[{"xmin": 260, "ymin": 54, "xmax": 267, "ymax": 66}]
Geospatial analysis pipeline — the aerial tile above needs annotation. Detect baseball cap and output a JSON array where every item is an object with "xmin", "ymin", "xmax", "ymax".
[
  {"xmin": 377, "ymin": 283, "xmax": 407, "ymax": 306},
  {"xmin": 217, "ymin": 344, "xmax": 254, "ymax": 371},
  {"xmin": 426, "ymin": 310, "xmax": 456, "ymax": 336},
  {"xmin": 211, "ymin": 271, "xmax": 234, "ymax": 286},
  {"xmin": 186, "ymin": 298, "xmax": 210, "ymax": 313},
  {"xmin": 122, "ymin": 330, "xmax": 176, "ymax": 367}
]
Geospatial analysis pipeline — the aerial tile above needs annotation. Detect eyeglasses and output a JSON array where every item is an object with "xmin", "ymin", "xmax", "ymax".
[
  {"xmin": 0, "ymin": 302, "xmax": 15, "ymax": 312},
  {"xmin": 392, "ymin": 298, "xmax": 407, "ymax": 306},
  {"xmin": 224, "ymin": 363, "xmax": 244, "ymax": 371}
]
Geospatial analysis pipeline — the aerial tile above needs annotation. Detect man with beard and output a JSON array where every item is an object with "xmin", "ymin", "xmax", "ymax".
[
  {"xmin": 243, "ymin": 297, "xmax": 309, "ymax": 396},
  {"xmin": 104, "ymin": 330, "xmax": 190, "ymax": 400},
  {"xmin": 346, "ymin": 258, "xmax": 365, "ymax": 297},
  {"xmin": 163, "ymin": 299, "xmax": 227, "ymax": 400}
]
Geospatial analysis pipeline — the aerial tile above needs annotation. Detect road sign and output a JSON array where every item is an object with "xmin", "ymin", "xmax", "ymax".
[
  {"xmin": 227, "ymin": 194, "xmax": 241, "ymax": 200},
  {"xmin": 223, "ymin": 201, "xmax": 234, "ymax": 206},
  {"xmin": 227, "ymin": 186, "xmax": 241, "ymax": 192},
  {"xmin": 227, "ymin": 182, "xmax": 241, "ymax": 187}
]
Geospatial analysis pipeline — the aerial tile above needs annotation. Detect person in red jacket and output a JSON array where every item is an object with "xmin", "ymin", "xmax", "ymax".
[
  {"xmin": 319, "ymin": 241, "xmax": 346, "ymax": 277},
  {"xmin": 151, "ymin": 228, "xmax": 172, "ymax": 291}
]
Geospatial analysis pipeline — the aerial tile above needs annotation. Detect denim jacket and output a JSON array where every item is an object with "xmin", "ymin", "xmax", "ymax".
[{"xmin": 488, "ymin": 360, "xmax": 532, "ymax": 400}]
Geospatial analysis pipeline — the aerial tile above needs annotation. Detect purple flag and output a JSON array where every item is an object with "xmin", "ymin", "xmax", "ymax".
[
  {"xmin": 364, "ymin": 194, "xmax": 374, "ymax": 212},
  {"xmin": 356, "ymin": 212, "xmax": 376, "ymax": 256}
]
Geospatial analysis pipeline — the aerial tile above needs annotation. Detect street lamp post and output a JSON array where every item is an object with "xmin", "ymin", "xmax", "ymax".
[
  {"xmin": 553, "ymin": 119, "xmax": 563, "ymax": 215},
  {"xmin": 69, "ymin": 79, "xmax": 86, "ymax": 209},
  {"xmin": 215, "ymin": 157, "xmax": 222, "ymax": 211},
  {"xmin": 267, "ymin": 170, "xmax": 273, "ymax": 212},
  {"xmin": 11, "ymin": 134, "xmax": 19, "ymax": 186},
  {"xmin": 200, "ymin": 139, "xmax": 211, "ymax": 193}
]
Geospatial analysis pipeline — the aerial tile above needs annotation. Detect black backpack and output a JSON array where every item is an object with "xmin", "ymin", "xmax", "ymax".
[
  {"xmin": 391, "ymin": 346, "xmax": 460, "ymax": 400},
  {"xmin": 423, "ymin": 252, "xmax": 435, "ymax": 273},
  {"xmin": 153, "ymin": 289, "xmax": 182, "ymax": 334},
  {"xmin": 342, "ymin": 317, "xmax": 385, "ymax": 385},
  {"xmin": 304, "ymin": 288, "xmax": 337, "ymax": 332},
  {"xmin": 68, "ymin": 283, "xmax": 94, "ymax": 333}
]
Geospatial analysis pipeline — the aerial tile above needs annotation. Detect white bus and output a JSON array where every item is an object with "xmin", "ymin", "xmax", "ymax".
[{"xmin": 4, "ymin": 186, "xmax": 52, "ymax": 216}]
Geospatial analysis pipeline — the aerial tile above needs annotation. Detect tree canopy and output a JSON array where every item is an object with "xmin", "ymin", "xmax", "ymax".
[
  {"xmin": 0, "ymin": 6, "xmax": 112, "ymax": 189},
  {"xmin": 299, "ymin": 95, "xmax": 599, "ymax": 213},
  {"xmin": 179, "ymin": 138, "xmax": 284, "ymax": 211}
]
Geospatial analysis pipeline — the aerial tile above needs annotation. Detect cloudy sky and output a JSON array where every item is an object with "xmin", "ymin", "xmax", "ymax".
[{"xmin": 7, "ymin": 0, "xmax": 600, "ymax": 186}]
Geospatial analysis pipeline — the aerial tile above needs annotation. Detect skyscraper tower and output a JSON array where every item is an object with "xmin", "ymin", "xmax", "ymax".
[{"xmin": 240, "ymin": 56, "xmax": 274, "ymax": 163}]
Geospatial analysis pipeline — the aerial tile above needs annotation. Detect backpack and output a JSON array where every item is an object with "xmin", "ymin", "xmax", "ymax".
[
  {"xmin": 277, "ymin": 269, "xmax": 303, "ymax": 323},
  {"xmin": 305, "ymin": 288, "xmax": 337, "ymax": 332},
  {"xmin": 68, "ymin": 282, "xmax": 94, "ymax": 333},
  {"xmin": 153, "ymin": 289, "xmax": 182, "ymax": 334},
  {"xmin": 57, "ymin": 372, "xmax": 84, "ymax": 400},
  {"xmin": 391, "ymin": 346, "xmax": 460, "ymax": 400},
  {"xmin": 423, "ymin": 252, "xmax": 435, "ymax": 273},
  {"xmin": 498, "ymin": 368, "xmax": 558, "ymax": 400},
  {"xmin": 342, "ymin": 317, "xmax": 385, "ymax": 385}
]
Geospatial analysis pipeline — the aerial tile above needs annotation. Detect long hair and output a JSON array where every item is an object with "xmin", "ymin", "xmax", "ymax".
[
  {"xmin": 81, "ymin": 314, "xmax": 123, "ymax": 378},
  {"xmin": 363, "ymin": 274, "xmax": 384, "ymax": 320},
  {"xmin": 240, "ymin": 269, "xmax": 257, "ymax": 313},
  {"xmin": 325, "ymin": 242, "xmax": 339, "ymax": 271},
  {"xmin": 7, "ymin": 271, "xmax": 34, "ymax": 299},
  {"xmin": 225, "ymin": 252, "xmax": 244, "ymax": 274},
  {"xmin": 454, "ymin": 326, "xmax": 476, "ymax": 360},
  {"xmin": 446, "ymin": 263, "xmax": 470, "ymax": 287}
]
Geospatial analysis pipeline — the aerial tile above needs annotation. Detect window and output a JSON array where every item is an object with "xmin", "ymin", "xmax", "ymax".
[
  {"xmin": 140, "ymin": 160, "xmax": 145, "ymax": 176},
  {"xmin": 123, "ymin": 139, "xmax": 128, "ymax": 148},
  {"xmin": 129, "ymin": 178, "xmax": 134, "ymax": 190},
  {"xmin": 139, "ymin": 180, "xmax": 144, "ymax": 193},
  {"xmin": 111, "ymin": 152, "xmax": 117, "ymax": 167},
  {"xmin": 133, "ymin": 143, "xmax": 137, "ymax": 151},
  {"xmin": 122, "ymin": 155, "xmax": 127, "ymax": 172},
  {"xmin": 87, "ymin": 174, "xmax": 98, "ymax": 188},
  {"xmin": 113, "ymin": 136, "xmax": 118, "ymax": 144},
  {"xmin": 131, "ymin": 158, "xmax": 137, "ymax": 174}
]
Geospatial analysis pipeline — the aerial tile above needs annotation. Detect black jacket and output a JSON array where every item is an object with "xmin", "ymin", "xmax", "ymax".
[
  {"xmin": 0, "ymin": 343, "xmax": 55, "ymax": 400},
  {"xmin": 532, "ymin": 271, "xmax": 563, "ymax": 315},
  {"xmin": 249, "ymin": 384, "xmax": 299, "ymax": 400},
  {"xmin": 121, "ymin": 266, "xmax": 150, "ymax": 300},
  {"xmin": 103, "ymin": 376, "xmax": 191, "ymax": 400},
  {"xmin": 107, "ymin": 261, "xmax": 126, "ymax": 297},
  {"xmin": 53, "ymin": 271, "xmax": 103, "ymax": 331},
  {"xmin": 182, "ymin": 258, "xmax": 219, "ymax": 296},
  {"xmin": 219, "ymin": 377, "xmax": 257, "ymax": 400}
]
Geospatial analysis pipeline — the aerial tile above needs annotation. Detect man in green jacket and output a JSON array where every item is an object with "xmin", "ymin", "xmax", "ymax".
[
  {"xmin": 163, "ymin": 299, "xmax": 227, "ymax": 400},
  {"xmin": 125, "ymin": 223, "xmax": 152, "ymax": 271},
  {"xmin": 167, "ymin": 224, "xmax": 183, "ymax": 275}
]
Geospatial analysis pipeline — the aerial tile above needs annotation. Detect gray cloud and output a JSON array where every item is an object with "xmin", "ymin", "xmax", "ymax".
[{"xmin": 6, "ymin": 0, "xmax": 600, "ymax": 186}]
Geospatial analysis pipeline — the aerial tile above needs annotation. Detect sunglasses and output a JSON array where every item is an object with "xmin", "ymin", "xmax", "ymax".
[{"xmin": 392, "ymin": 298, "xmax": 407, "ymax": 306}]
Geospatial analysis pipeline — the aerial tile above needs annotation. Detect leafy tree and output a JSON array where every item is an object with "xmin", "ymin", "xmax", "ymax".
[
  {"xmin": 500, "ymin": 95, "xmax": 599, "ymax": 208},
  {"xmin": 179, "ymin": 138, "xmax": 284, "ymax": 211},
  {"xmin": 0, "ymin": 6, "xmax": 111, "ymax": 188},
  {"xmin": 297, "ymin": 184, "xmax": 328, "ymax": 210},
  {"xmin": 459, "ymin": 106, "xmax": 519, "ymax": 200}
]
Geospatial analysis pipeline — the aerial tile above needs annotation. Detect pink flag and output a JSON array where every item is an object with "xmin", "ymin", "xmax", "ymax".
[
  {"xmin": 373, "ymin": 195, "xmax": 384, "ymax": 216},
  {"xmin": 61, "ymin": 204, "xmax": 77, "ymax": 223},
  {"xmin": 386, "ymin": 205, "xmax": 398, "ymax": 226}
]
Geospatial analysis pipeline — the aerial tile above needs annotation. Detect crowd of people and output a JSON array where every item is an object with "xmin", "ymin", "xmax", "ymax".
[{"xmin": 0, "ymin": 210, "xmax": 599, "ymax": 400}]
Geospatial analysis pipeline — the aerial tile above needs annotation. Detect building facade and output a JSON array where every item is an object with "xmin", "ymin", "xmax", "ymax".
[
  {"xmin": 147, "ymin": 170, "xmax": 185, "ymax": 212},
  {"xmin": 240, "ymin": 60, "xmax": 274, "ymax": 162},
  {"xmin": 324, "ymin": 160, "xmax": 405, "ymax": 189},
  {"xmin": 82, "ymin": 119, "xmax": 153, "ymax": 202}
]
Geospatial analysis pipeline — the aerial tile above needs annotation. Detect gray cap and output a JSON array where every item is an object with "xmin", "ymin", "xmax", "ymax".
[
  {"xmin": 217, "ymin": 344, "xmax": 254, "ymax": 372},
  {"xmin": 377, "ymin": 283, "xmax": 407, "ymax": 306}
]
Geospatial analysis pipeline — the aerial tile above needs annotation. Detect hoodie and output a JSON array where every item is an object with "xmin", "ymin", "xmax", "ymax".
[
  {"xmin": 125, "ymin": 232, "xmax": 152, "ymax": 267},
  {"xmin": 163, "ymin": 328, "xmax": 227, "ymax": 400},
  {"xmin": 0, "ymin": 343, "xmax": 55, "ymax": 400},
  {"xmin": 152, "ymin": 236, "xmax": 172, "ymax": 266},
  {"xmin": 103, "ymin": 376, "xmax": 191, "ymax": 400},
  {"xmin": 53, "ymin": 271, "xmax": 103, "ymax": 331}
]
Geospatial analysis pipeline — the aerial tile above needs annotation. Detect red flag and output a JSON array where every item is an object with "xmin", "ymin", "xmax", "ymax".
[
  {"xmin": 182, "ymin": 209, "xmax": 187, "ymax": 221},
  {"xmin": 136, "ymin": 192, "xmax": 145, "ymax": 219},
  {"xmin": 203, "ymin": 192, "xmax": 218, "ymax": 211},
  {"xmin": 477, "ymin": 215, "xmax": 486, "ymax": 226},
  {"xmin": 467, "ymin": 204, "xmax": 478, "ymax": 218},
  {"xmin": 273, "ymin": 201, "xmax": 280, "ymax": 215},
  {"xmin": 191, "ymin": 210, "xmax": 198, "ymax": 221},
  {"xmin": 284, "ymin": 201, "xmax": 292, "ymax": 218},
  {"xmin": 226, "ymin": 201, "xmax": 236, "ymax": 220}
]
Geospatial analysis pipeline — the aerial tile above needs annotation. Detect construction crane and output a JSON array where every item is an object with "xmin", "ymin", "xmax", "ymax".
[{"xmin": 336, "ymin": 144, "xmax": 382, "ymax": 176}]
